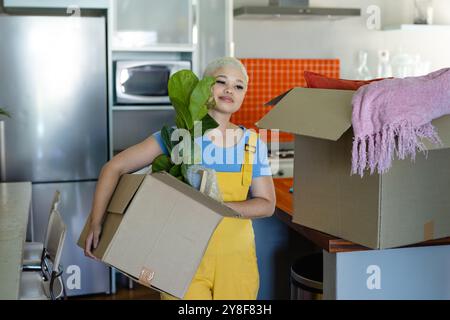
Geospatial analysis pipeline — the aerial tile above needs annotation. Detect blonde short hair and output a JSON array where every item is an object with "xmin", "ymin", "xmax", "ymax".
[{"xmin": 203, "ymin": 56, "xmax": 249, "ymax": 84}]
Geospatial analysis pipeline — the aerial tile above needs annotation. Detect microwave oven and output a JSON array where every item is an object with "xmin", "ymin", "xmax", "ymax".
[{"xmin": 115, "ymin": 60, "xmax": 191, "ymax": 105}]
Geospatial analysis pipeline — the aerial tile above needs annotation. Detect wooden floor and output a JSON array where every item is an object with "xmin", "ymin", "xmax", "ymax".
[{"xmin": 70, "ymin": 282, "xmax": 161, "ymax": 300}]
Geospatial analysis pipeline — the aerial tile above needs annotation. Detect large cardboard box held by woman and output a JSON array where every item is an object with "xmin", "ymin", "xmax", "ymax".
[{"xmin": 78, "ymin": 171, "xmax": 239, "ymax": 298}]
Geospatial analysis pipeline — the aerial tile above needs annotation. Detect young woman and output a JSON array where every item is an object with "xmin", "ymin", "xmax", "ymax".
[{"xmin": 84, "ymin": 57, "xmax": 276, "ymax": 300}]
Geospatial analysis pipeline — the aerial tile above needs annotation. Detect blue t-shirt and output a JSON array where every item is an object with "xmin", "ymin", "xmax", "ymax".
[{"xmin": 152, "ymin": 126, "xmax": 271, "ymax": 179}]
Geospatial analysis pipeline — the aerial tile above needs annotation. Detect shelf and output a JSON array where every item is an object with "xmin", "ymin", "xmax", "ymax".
[
  {"xmin": 112, "ymin": 106, "xmax": 174, "ymax": 111},
  {"xmin": 112, "ymin": 44, "xmax": 196, "ymax": 53},
  {"xmin": 383, "ymin": 24, "xmax": 450, "ymax": 31}
]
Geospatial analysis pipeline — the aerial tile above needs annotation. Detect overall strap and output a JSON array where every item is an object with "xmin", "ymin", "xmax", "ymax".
[{"xmin": 242, "ymin": 129, "xmax": 258, "ymax": 187}]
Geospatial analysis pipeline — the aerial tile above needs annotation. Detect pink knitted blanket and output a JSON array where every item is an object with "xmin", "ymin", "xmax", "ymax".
[{"xmin": 351, "ymin": 68, "xmax": 450, "ymax": 176}]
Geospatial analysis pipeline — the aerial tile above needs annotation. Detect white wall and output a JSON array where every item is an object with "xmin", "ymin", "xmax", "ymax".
[{"xmin": 234, "ymin": 0, "xmax": 450, "ymax": 78}]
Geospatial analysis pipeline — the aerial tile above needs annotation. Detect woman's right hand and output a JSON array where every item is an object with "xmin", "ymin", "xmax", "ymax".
[{"xmin": 84, "ymin": 219, "xmax": 102, "ymax": 261}]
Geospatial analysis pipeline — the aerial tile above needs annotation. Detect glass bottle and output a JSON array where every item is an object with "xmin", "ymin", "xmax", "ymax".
[
  {"xmin": 377, "ymin": 50, "xmax": 393, "ymax": 78},
  {"xmin": 355, "ymin": 50, "xmax": 373, "ymax": 80}
]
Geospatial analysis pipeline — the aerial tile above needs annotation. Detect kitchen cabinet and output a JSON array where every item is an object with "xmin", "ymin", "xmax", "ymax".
[
  {"xmin": 196, "ymin": 0, "xmax": 233, "ymax": 75},
  {"xmin": 111, "ymin": 0, "xmax": 194, "ymax": 50},
  {"xmin": 110, "ymin": 0, "xmax": 233, "ymax": 72},
  {"xmin": 112, "ymin": 109, "xmax": 175, "ymax": 153}
]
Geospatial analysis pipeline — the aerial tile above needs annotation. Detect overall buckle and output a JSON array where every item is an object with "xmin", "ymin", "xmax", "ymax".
[{"xmin": 245, "ymin": 144, "xmax": 256, "ymax": 153}]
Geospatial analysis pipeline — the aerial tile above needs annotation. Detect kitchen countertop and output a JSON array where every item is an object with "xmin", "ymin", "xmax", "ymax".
[
  {"xmin": 0, "ymin": 182, "xmax": 32, "ymax": 299},
  {"xmin": 273, "ymin": 178, "xmax": 450, "ymax": 253}
]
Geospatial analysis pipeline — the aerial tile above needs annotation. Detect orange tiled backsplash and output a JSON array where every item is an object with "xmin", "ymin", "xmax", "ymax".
[{"xmin": 231, "ymin": 58, "xmax": 340, "ymax": 143}]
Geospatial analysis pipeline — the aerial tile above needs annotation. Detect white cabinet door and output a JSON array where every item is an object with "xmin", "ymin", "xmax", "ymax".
[
  {"xmin": 194, "ymin": 0, "xmax": 233, "ymax": 76},
  {"xmin": 112, "ymin": 0, "xmax": 193, "ymax": 48}
]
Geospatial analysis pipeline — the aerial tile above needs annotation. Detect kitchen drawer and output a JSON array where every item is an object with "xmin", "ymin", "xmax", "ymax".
[{"xmin": 112, "ymin": 109, "xmax": 175, "ymax": 153}]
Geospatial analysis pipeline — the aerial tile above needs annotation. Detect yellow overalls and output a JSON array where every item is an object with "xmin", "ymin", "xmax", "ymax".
[{"xmin": 161, "ymin": 131, "xmax": 260, "ymax": 300}]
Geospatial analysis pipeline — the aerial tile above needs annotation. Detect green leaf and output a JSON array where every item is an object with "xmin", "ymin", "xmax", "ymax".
[
  {"xmin": 169, "ymin": 164, "xmax": 182, "ymax": 177},
  {"xmin": 181, "ymin": 164, "xmax": 189, "ymax": 181},
  {"xmin": 0, "ymin": 108, "xmax": 10, "ymax": 118},
  {"xmin": 193, "ymin": 113, "xmax": 219, "ymax": 138},
  {"xmin": 168, "ymin": 70, "xmax": 198, "ymax": 106},
  {"xmin": 188, "ymin": 76, "xmax": 215, "ymax": 123},
  {"xmin": 151, "ymin": 154, "xmax": 173, "ymax": 173},
  {"xmin": 173, "ymin": 101, "xmax": 192, "ymax": 130},
  {"xmin": 175, "ymin": 115, "xmax": 185, "ymax": 130},
  {"xmin": 161, "ymin": 125, "xmax": 175, "ymax": 154},
  {"xmin": 168, "ymin": 70, "xmax": 197, "ymax": 130}
]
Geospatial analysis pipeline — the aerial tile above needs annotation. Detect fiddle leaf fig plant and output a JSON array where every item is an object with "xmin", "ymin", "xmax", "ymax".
[
  {"xmin": 151, "ymin": 70, "xmax": 219, "ymax": 182},
  {"xmin": 0, "ymin": 108, "xmax": 10, "ymax": 118}
]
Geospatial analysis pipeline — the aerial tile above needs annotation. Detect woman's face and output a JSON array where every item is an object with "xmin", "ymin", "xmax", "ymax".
[{"xmin": 211, "ymin": 65, "xmax": 247, "ymax": 115}]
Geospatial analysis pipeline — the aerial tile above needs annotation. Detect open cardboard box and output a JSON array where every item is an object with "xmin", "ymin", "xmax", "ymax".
[
  {"xmin": 257, "ymin": 87, "xmax": 450, "ymax": 249},
  {"xmin": 78, "ymin": 171, "xmax": 239, "ymax": 298}
]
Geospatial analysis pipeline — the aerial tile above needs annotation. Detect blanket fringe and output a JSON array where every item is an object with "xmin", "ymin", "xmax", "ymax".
[{"xmin": 351, "ymin": 121, "xmax": 442, "ymax": 177}]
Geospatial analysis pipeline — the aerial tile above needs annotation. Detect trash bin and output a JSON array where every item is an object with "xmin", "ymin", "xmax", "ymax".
[{"xmin": 290, "ymin": 252, "xmax": 323, "ymax": 300}]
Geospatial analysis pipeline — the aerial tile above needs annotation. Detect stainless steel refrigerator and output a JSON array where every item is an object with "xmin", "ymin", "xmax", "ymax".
[{"xmin": 0, "ymin": 15, "xmax": 111, "ymax": 296}]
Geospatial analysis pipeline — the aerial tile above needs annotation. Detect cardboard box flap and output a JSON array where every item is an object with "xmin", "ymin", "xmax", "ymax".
[
  {"xmin": 424, "ymin": 115, "xmax": 450, "ymax": 150},
  {"xmin": 152, "ymin": 172, "xmax": 240, "ymax": 218},
  {"xmin": 107, "ymin": 174, "xmax": 146, "ymax": 214},
  {"xmin": 256, "ymin": 87, "xmax": 354, "ymax": 141},
  {"xmin": 264, "ymin": 89, "xmax": 293, "ymax": 106}
]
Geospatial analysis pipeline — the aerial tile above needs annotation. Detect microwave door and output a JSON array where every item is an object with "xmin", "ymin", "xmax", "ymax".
[{"xmin": 117, "ymin": 65, "xmax": 170, "ymax": 104}]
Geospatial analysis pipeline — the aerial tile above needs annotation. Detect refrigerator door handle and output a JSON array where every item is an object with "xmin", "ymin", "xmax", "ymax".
[{"xmin": 0, "ymin": 120, "xmax": 5, "ymax": 182}]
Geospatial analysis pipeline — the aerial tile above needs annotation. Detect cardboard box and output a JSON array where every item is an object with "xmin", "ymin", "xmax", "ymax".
[
  {"xmin": 257, "ymin": 87, "xmax": 450, "ymax": 249},
  {"xmin": 78, "ymin": 171, "xmax": 239, "ymax": 298}
]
